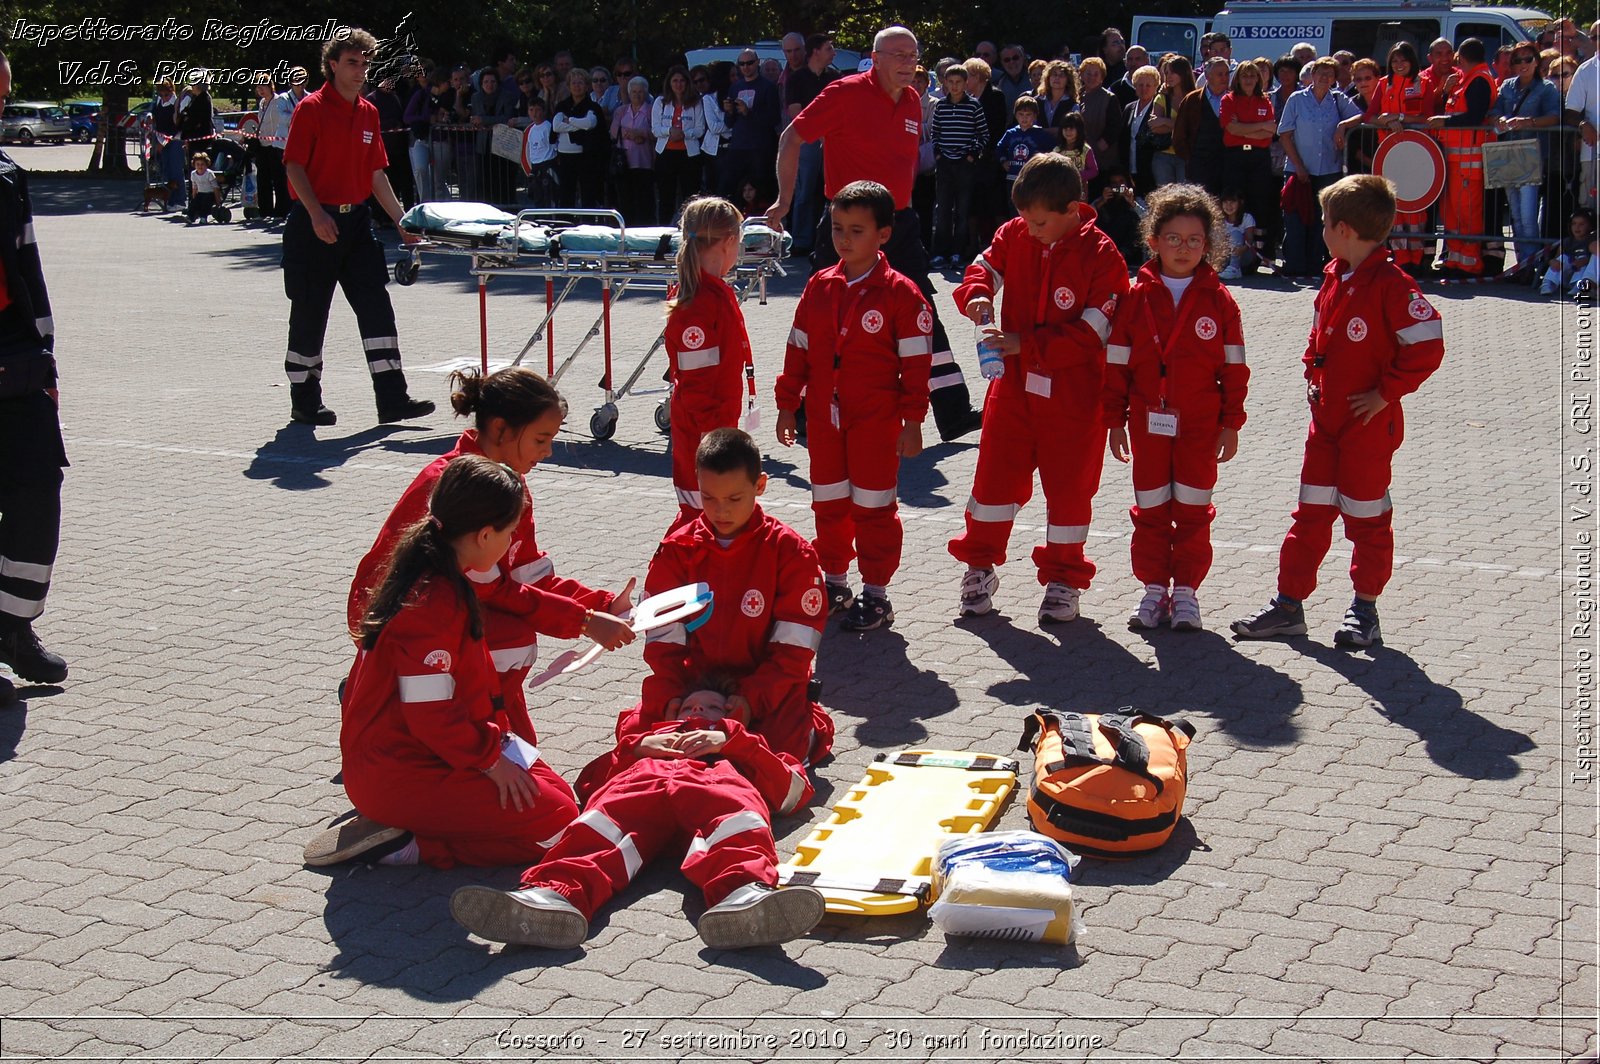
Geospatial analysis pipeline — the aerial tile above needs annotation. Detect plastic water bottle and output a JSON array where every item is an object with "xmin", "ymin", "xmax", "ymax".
[{"xmin": 976, "ymin": 306, "xmax": 1005, "ymax": 380}]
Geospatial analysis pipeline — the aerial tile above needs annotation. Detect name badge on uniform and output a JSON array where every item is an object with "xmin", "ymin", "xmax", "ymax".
[
  {"xmin": 1024, "ymin": 372, "xmax": 1052, "ymax": 398},
  {"xmin": 1147, "ymin": 409, "xmax": 1179, "ymax": 437},
  {"xmin": 501, "ymin": 733, "xmax": 540, "ymax": 770}
]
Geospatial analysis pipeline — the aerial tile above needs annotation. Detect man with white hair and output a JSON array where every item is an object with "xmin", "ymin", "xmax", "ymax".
[
  {"xmin": 779, "ymin": 32, "xmax": 806, "ymax": 103},
  {"xmin": 1290, "ymin": 42, "xmax": 1318, "ymax": 67},
  {"xmin": 768, "ymin": 26, "xmax": 982, "ymax": 441},
  {"xmin": 1112, "ymin": 44, "xmax": 1148, "ymax": 108}
]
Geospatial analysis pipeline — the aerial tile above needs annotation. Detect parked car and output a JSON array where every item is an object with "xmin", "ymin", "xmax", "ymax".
[
  {"xmin": 0, "ymin": 102, "xmax": 71, "ymax": 144},
  {"xmin": 686, "ymin": 41, "xmax": 865, "ymax": 73},
  {"xmin": 64, "ymin": 101, "xmax": 101, "ymax": 142}
]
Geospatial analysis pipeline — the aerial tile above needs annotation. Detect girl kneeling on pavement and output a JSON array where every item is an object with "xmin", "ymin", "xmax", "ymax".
[{"xmin": 305, "ymin": 455, "xmax": 582, "ymax": 868}]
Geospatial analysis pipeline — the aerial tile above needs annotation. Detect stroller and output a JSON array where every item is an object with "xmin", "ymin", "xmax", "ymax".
[{"xmin": 199, "ymin": 138, "xmax": 251, "ymax": 224}]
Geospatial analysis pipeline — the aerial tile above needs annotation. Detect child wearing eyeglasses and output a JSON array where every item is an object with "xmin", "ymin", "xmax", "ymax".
[{"xmin": 1103, "ymin": 184, "xmax": 1249, "ymax": 632}]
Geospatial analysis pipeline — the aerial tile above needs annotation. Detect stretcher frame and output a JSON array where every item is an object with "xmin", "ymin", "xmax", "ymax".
[{"xmin": 395, "ymin": 207, "xmax": 788, "ymax": 439}]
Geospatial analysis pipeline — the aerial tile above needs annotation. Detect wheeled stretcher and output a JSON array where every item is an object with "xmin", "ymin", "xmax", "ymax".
[{"xmin": 395, "ymin": 203, "xmax": 790, "ymax": 439}]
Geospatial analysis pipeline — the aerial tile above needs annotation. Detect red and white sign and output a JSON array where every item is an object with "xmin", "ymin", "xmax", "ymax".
[{"xmin": 1373, "ymin": 130, "xmax": 1447, "ymax": 213}]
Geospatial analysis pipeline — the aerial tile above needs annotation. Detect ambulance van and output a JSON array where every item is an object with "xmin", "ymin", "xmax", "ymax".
[{"xmin": 1132, "ymin": 0, "xmax": 1551, "ymax": 66}]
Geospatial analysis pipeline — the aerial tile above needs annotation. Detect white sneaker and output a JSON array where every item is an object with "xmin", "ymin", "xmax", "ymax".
[
  {"xmin": 1128, "ymin": 584, "xmax": 1170, "ymax": 629},
  {"xmin": 959, "ymin": 567, "xmax": 1000, "ymax": 616},
  {"xmin": 450, "ymin": 885, "xmax": 588, "ymax": 948},
  {"xmin": 698, "ymin": 883, "xmax": 825, "ymax": 949},
  {"xmin": 1170, "ymin": 586, "xmax": 1202, "ymax": 631},
  {"xmin": 1038, "ymin": 582, "xmax": 1081, "ymax": 624},
  {"xmin": 1218, "ymin": 264, "xmax": 1243, "ymax": 280}
]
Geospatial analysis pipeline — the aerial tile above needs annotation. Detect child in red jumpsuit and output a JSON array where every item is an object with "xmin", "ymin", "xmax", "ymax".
[
  {"xmin": 949, "ymin": 153, "xmax": 1129, "ymax": 624},
  {"xmin": 305, "ymin": 455, "xmax": 584, "ymax": 868},
  {"xmin": 666, "ymin": 196, "xmax": 751, "ymax": 530},
  {"xmin": 635, "ymin": 428, "xmax": 833, "ymax": 766},
  {"xmin": 1233, "ymin": 175, "xmax": 1444, "ymax": 648},
  {"xmin": 348, "ymin": 367, "xmax": 635, "ymax": 742},
  {"xmin": 449, "ymin": 679, "xmax": 826, "ymax": 950},
  {"xmin": 775, "ymin": 180, "xmax": 932, "ymax": 632},
  {"xmin": 1105, "ymin": 185, "xmax": 1249, "ymax": 632}
]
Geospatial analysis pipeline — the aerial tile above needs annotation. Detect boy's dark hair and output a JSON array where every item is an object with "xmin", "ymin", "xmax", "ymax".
[
  {"xmin": 323, "ymin": 27, "xmax": 378, "ymax": 79},
  {"xmin": 691, "ymin": 670, "xmax": 740, "ymax": 698},
  {"xmin": 192, "ymin": 152, "xmax": 211, "ymax": 166},
  {"xmin": 1012, "ymin": 152, "xmax": 1083, "ymax": 212},
  {"xmin": 696, "ymin": 427, "xmax": 761, "ymax": 482},
  {"xmin": 1141, "ymin": 183, "xmax": 1232, "ymax": 268},
  {"xmin": 1013, "ymin": 94, "xmax": 1040, "ymax": 115},
  {"xmin": 527, "ymin": 96, "xmax": 547, "ymax": 114},
  {"xmin": 1319, "ymin": 173, "xmax": 1397, "ymax": 243},
  {"xmin": 831, "ymin": 180, "xmax": 895, "ymax": 229}
]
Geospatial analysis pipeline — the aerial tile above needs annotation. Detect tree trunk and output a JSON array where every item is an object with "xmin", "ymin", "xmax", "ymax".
[{"xmin": 90, "ymin": 87, "xmax": 134, "ymax": 175}]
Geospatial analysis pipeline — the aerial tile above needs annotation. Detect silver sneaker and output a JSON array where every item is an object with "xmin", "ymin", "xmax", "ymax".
[
  {"xmin": 698, "ymin": 883, "xmax": 825, "ymax": 949},
  {"xmin": 450, "ymin": 885, "xmax": 588, "ymax": 948},
  {"xmin": 1170, "ymin": 586, "xmax": 1202, "ymax": 631},
  {"xmin": 1038, "ymin": 582, "xmax": 1081, "ymax": 624},
  {"xmin": 1128, "ymin": 584, "xmax": 1170, "ymax": 629},
  {"xmin": 958, "ymin": 567, "xmax": 1000, "ymax": 616}
]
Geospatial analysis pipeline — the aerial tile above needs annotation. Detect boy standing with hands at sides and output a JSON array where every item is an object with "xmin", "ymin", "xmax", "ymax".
[
  {"xmin": 775, "ymin": 181, "xmax": 933, "ymax": 631},
  {"xmin": 949, "ymin": 153, "xmax": 1129, "ymax": 624},
  {"xmin": 1233, "ymin": 174, "xmax": 1443, "ymax": 648},
  {"xmin": 665, "ymin": 197, "xmax": 752, "ymax": 530},
  {"xmin": 633, "ymin": 429, "xmax": 834, "ymax": 766},
  {"xmin": 1104, "ymin": 185, "xmax": 1249, "ymax": 631}
]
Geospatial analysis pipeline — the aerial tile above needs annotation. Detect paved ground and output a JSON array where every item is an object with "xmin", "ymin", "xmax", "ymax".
[{"xmin": 0, "ymin": 176, "xmax": 1595, "ymax": 1063}]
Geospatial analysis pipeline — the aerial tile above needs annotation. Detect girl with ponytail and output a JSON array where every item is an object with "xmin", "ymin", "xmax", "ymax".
[{"xmin": 308, "ymin": 455, "xmax": 583, "ymax": 868}]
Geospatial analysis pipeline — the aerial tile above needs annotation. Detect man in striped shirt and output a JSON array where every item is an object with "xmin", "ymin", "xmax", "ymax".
[{"xmin": 928, "ymin": 65, "xmax": 989, "ymax": 267}]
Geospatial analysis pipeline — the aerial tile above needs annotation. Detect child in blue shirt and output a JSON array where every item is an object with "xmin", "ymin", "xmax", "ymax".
[{"xmin": 996, "ymin": 97, "xmax": 1059, "ymax": 191}]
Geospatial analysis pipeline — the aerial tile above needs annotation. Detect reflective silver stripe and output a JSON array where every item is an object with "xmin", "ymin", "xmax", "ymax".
[
  {"xmin": 367, "ymin": 358, "xmax": 403, "ymax": 374},
  {"xmin": 1024, "ymin": 372, "xmax": 1052, "ymax": 398},
  {"xmin": 398, "ymin": 673, "xmax": 455, "ymax": 702},
  {"xmin": 1224, "ymin": 344, "xmax": 1246, "ymax": 364},
  {"xmin": 1080, "ymin": 307, "xmax": 1111, "ymax": 343},
  {"xmin": 286, "ymin": 370, "xmax": 312, "ymax": 384},
  {"xmin": 898, "ymin": 336, "xmax": 932, "ymax": 358},
  {"xmin": 778, "ymin": 771, "xmax": 807, "ymax": 815},
  {"xmin": 930, "ymin": 348, "xmax": 957, "ymax": 367},
  {"xmin": 788, "ymin": 327, "xmax": 809, "ymax": 350},
  {"xmin": 687, "ymin": 809, "xmax": 771, "ymax": 856},
  {"xmin": 0, "ymin": 557, "xmax": 52, "ymax": 583},
  {"xmin": 645, "ymin": 622, "xmax": 686, "ymax": 646},
  {"xmin": 1339, "ymin": 492, "xmax": 1393, "ymax": 519},
  {"xmin": 675, "ymin": 487, "xmax": 703, "ymax": 508},
  {"xmin": 850, "ymin": 484, "xmax": 897, "ymax": 508},
  {"xmin": 0, "ymin": 589, "xmax": 44, "ymax": 619},
  {"xmin": 967, "ymin": 497, "xmax": 1021, "ymax": 523},
  {"xmin": 285, "ymin": 350, "xmax": 320, "ymax": 367},
  {"xmin": 465, "ymin": 566, "xmax": 499, "ymax": 585},
  {"xmin": 35, "ymin": 315, "xmax": 53, "ymax": 336},
  {"xmin": 1134, "ymin": 484, "xmax": 1173, "ymax": 508},
  {"xmin": 573, "ymin": 809, "xmax": 642, "ymax": 879},
  {"xmin": 678, "ymin": 346, "xmax": 722, "ymax": 371},
  {"xmin": 536, "ymin": 825, "xmax": 569, "ymax": 849},
  {"xmin": 811, "ymin": 479, "xmax": 851, "ymax": 503},
  {"xmin": 770, "ymin": 620, "xmax": 822, "ymax": 652},
  {"xmin": 1046, "ymin": 523, "xmax": 1089, "ymax": 544},
  {"xmin": 975, "ymin": 252, "xmax": 1002, "ymax": 289},
  {"xmin": 1396, "ymin": 320, "xmax": 1442, "ymax": 345},
  {"xmin": 20, "ymin": 222, "xmax": 35, "ymax": 245},
  {"xmin": 1106, "ymin": 344, "xmax": 1132, "ymax": 365},
  {"xmin": 362, "ymin": 335, "xmax": 400, "ymax": 351},
  {"xmin": 489, "ymin": 643, "xmax": 538, "ymax": 672},
  {"xmin": 1299, "ymin": 484, "xmax": 1340, "ymax": 507},
  {"xmin": 1172, "ymin": 481, "xmax": 1214, "ymax": 506},
  {"xmin": 510, "ymin": 557, "xmax": 555, "ymax": 584}
]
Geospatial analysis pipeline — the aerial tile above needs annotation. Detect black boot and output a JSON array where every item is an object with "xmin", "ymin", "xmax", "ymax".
[
  {"xmin": 290, "ymin": 382, "xmax": 337, "ymax": 426},
  {"xmin": 0, "ymin": 669, "xmax": 15, "ymax": 706},
  {"xmin": 373, "ymin": 370, "xmax": 435, "ymax": 424},
  {"xmin": 0, "ymin": 620, "xmax": 68, "ymax": 685}
]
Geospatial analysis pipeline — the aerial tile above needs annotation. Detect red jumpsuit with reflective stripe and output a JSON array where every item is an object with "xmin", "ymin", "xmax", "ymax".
[
  {"xmin": 1366, "ymin": 75, "xmax": 1429, "ymax": 266},
  {"xmin": 1278, "ymin": 254, "xmax": 1444, "ymax": 600},
  {"xmin": 948, "ymin": 206, "xmax": 1130, "ymax": 588},
  {"xmin": 1438, "ymin": 64, "xmax": 1494, "ymax": 273},
  {"xmin": 340, "ymin": 578, "xmax": 578, "ymax": 868},
  {"xmin": 666, "ymin": 274, "xmax": 751, "ymax": 527},
  {"xmin": 775, "ymin": 253, "xmax": 932, "ymax": 587},
  {"xmin": 1104, "ymin": 262, "xmax": 1249, "ymax": 589},
  {"xmin": 516, "ymin": 715, "xmax": 814, "ymax": 914},
  {"xmin": 349, "ymin": 429, "xmax": 617, "ymax": 741},
  {"xmin": 636, "ymin": 506, "xmax": 833, "ymax": 764}
]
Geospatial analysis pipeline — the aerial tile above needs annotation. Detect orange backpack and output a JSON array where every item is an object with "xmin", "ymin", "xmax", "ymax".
[{"xmin": 1018, "ymin": 709, "xmax": 1195, "ymax": 858}]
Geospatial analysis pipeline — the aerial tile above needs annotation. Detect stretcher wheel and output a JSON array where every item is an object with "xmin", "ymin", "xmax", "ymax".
[
  {"xmin": 590, "ymin": 403, "xmax": 619, "ymax": 441},
  {"xmin": 654, "ymin": 399, "xmax": 671, "ymax": 434},
  {"xmin": 394, "ymin": 258, "xmax": 420, "ymax": 286}
]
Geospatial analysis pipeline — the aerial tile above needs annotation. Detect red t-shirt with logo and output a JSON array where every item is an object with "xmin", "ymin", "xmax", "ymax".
[
  {"xmin": 791, "ymin": 70, "xmax": 921, "ymax": 209},
  {"xmin": 283, "ymin": 83, "xmax": 389, "ymax": 205}
]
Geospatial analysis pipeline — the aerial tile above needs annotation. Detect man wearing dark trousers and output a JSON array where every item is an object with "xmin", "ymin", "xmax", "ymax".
[
  {"xmin": 281, "ymin": 27, "xmax": 433, "ymax": 427},
  {"xmin": 0, "ymin": 52, "xmax": 70, "ymax": 704},
  {"xmin": 768, "ymin": 25, "xmax": 983, "ymax": 442}
]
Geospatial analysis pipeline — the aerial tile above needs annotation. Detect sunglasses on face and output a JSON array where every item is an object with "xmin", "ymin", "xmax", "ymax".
[
  {"xmin": 739, "ymin": 59, "xmax": 758, "ymax": 67},
  {"xmin": 1513, "ymin": 55, "xmax": 1537, "ymax": 64}
]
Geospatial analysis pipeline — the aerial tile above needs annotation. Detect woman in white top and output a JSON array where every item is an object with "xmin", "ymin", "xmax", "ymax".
[{"xmin": 652, "ymin": 66, "xmax": 708, "ymax": 223}]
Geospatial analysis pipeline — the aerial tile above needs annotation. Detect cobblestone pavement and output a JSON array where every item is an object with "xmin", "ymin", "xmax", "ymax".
[{"xmin": 0, "ymin": 180, "xmax": 1595, "ymax": 1062}]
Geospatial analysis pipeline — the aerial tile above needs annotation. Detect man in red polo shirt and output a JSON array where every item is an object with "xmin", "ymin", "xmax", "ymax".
[
  {"xmin": 766, "ymin": 25, "xmax": 982, "ymax": 443},
  {"xmin": 281, "ymin": 27, "xmax": 432, "ymax": 427}
]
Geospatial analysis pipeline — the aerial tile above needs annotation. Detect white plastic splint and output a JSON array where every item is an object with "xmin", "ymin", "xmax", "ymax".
[{"xmin": 525, "ymin": 582, "xmax": 711, "ymax": 689}]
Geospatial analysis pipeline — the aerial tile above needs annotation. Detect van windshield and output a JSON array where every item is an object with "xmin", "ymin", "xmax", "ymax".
[{"xmin": 1138, "ymin": 23, "xmax": 1201, "ymax": 62}]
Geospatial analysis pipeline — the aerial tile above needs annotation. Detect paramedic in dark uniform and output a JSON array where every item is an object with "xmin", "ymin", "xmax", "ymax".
[
  {"xmin": 281, "ymin": 28, "xmax": 433, "ymax": 427},
  {"xmin": 0, "ymin": 51, "xmax": 71, "ymax": 704},
  {"xmin": 767, "ymin": 25, "xmax": 983, "ymax": 443}
]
